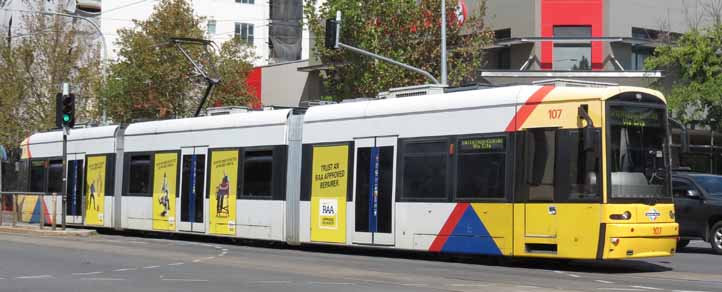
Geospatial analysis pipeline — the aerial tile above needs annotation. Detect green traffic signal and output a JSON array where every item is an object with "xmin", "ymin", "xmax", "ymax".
[{"xmin": 63, "ymin": 114, "xmax": 71, "ymax": 122}]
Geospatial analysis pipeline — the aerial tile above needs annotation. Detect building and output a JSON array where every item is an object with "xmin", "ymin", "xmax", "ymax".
[
  {"xmin": 480, "ymin": 0, "xmax": 713, "ymax": 86},
  {"xmin": 102, "ymin": 0, "xmax": 304, "ymax": 66},
  {"xmin": 286, "ymin": 0, "xmax": 715, "ymax": 107}
]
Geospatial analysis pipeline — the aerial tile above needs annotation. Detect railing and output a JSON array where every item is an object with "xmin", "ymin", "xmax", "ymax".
[{"xmin": 0, "ymin": 192, "xmax": 65, "ymax": 230}]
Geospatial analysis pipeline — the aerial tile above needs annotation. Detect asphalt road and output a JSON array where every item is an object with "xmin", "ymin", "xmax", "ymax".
[{"xmin": 0, "ymin": 231, "xmax": 720, "ymax": 292}]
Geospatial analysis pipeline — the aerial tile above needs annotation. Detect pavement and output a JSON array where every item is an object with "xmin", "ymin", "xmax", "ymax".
[
  {"xmin": 0, "ymin": 224, "xmax": 97, "ymax": 237},
  {"xmin": 0, "ymin": 232, "xmax": 720, "ymax": 292}
]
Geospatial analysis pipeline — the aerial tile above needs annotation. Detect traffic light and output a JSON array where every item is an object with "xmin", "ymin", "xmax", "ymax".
[
  {"xmin": 56, "ymin": 92, "xmax": 75, "ymax": 128},
  {"xmin": 325, "ymin": 19, "xmax": 338, "ymax": 49}
]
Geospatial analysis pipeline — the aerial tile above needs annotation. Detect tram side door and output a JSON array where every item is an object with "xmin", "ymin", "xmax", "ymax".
[
  {"xmin": 523, "ymin": 128, "xmax": 558, "ymax": 251},
  {"xmin": 352, "ymin": 137, "xmax": 397, "ymax": 246},
  {"xmin": 178, "ymin": 146, "xmax": 208, "ymax": 233},
  {"xmin": 66, "ymin": 153, "xmax": 85, "ymax": 225}
]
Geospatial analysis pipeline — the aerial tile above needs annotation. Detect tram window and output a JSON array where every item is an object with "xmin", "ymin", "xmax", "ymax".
[
  {"xmin": 30, "ymin": 160, "xmax": 47, "ymax": 192},
  {"xmin": 47, "ymin": 160, "xmax": 64, "ymax": 193},
  {"xmin": 241, "ymin": 150, "xmax": 273, "ymax": 198},
  {"xmin": 456, "ymin": 136, "xmax": 506, "ymax": 199},
  {"xmin": 525, "ymin": 129, "xmax": 556, "ymax": 201},
  {"xmin": 556, "ymin": 129, "xmax": 601, "ymax": 201},
  {"xmin": 128, "ymin": 154, "xmax": 152, "ymax": 195},
  {"xmin": 402, "ymin": 140, "xmax": 449, "ymax": 200}
]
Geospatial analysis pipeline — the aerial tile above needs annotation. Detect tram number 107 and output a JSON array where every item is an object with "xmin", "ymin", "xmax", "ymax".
[{"xmin": 548, "ymin": 109, "xmax": 563, "ymax": 120}]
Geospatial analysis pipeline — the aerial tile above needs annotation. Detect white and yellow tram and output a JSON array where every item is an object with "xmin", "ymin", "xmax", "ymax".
[{"xmin": 19, "ymin": 85, "xmax": 678, "ymax": 260}]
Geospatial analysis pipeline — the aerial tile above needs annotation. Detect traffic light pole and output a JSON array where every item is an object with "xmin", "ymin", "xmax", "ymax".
[
  {"xmin": 61, "ymin": 126, "xmax": 67, "ymax": 230},
  {"xmin": 326, "ymin": 11, "xmax": 438, "ymax": 86}
]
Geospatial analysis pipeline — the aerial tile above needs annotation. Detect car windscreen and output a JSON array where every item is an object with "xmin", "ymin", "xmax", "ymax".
[{"xmin": 691, "ymin": 175, "xmax": 722, "ymax": 198}]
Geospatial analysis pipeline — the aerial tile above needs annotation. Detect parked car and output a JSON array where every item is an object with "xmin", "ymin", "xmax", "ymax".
[{"xmin": 671, "ymin": 171, "xmax": 722, "ymax": 254}]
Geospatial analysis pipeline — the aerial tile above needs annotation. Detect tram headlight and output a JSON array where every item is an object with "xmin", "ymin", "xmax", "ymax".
[{"xmin": 610, "ymin": 238, "xmax": 620, "ymax": 245}]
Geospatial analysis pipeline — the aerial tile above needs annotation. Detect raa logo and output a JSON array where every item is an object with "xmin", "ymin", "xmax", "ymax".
[{"xmin": 645, "ymin": 208, "xmax": 661, "ymax": 221}]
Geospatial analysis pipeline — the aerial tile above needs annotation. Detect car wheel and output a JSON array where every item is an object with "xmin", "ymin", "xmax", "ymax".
[
  {"xmin": 711, "ymin": 222, "xmax": 722, "ymax": 255},
  {"xmin": 677, "ymin": 239, "xmax": 690, "ymax": 249}
]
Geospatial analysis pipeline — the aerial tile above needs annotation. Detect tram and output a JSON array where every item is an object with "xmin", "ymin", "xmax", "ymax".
[{"xmin": 19, "ymin": 84, "xmax": 678, "ymax": 259}]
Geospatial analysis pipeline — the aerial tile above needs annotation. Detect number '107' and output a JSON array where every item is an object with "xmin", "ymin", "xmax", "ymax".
[{"xmin": 548, "ymin": 109, "xmax": 562, "ymax": 120}]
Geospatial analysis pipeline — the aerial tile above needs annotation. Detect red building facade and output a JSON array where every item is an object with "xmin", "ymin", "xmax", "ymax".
[{"xmin": 540, "ymin": 0, "xmax": 604, "ymax": 70}]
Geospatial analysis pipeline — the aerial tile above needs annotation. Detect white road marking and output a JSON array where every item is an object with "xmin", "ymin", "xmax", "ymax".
[
  {"xmin": 249, "ymin": 280, "xmax": 292, "ymax": 284},
  {"xmin": 568, "ymin": 274, "xmax": 581, "ymax": 278},
  {"xmin": 143, "ymin": 265, "xmax": 160, "ymax": 269},
  {"xmin": 16, "ymin": 275, "xmax": 54, "ymax": 279},
  {"xmin": 161, "ymin": 278, "xmax": 209, "ymax": 282},
  {"xmin": 72, "ymin": 271, "xmax": 103, "ymax": 276},
  {"xmin": 631, "ymin": 286, "xmax": 663, "ymax": 291},
  {"xmin": 80, "ymin": 277, "xmax": 126, "ymax": 281},
  {"xmin": 554, "ymin": 270, "xmax": 565, "ymax": 274},
  {"xmin": 307, "ymin": 281, "xmax": 355, "ymax": 285},
  {"xmin": 112, "ymin": 268, "xmax": 137, "ymax": 272},
  {"xmin": 517, "ymin": 285, "xmax": 540, "ymax": 289},
  {"xmin": 168, "ymin": 262, "xmax": 184, "ymax": 266},
  {"xmin": 401, "ymin": 283, "xmax": 429, "ymax": 287},
  {"xmin": 597, "ymin": 289, "xmax": 644, "ymax": 291},
  {"xmin": 192, "ymin": 259, "xmax": 201, "ymax": 263},
  {"xmin": 222, "ymin": 248, "xmax": 228, "ymax": 252},
  {"xmin": 449, "ymin": 283, "xmax": 495, "ymax": 287},
  {"xmin": 596, "ymin": 280, "xmax": 615, "ymax": 284}
]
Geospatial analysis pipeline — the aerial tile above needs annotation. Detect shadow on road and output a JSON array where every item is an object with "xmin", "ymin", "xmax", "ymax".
[
  {"xmin": 95, "ymin": 228, "xmax": 673, "ymax": 275},
  {"xmin": 676, "ymin": 246, "xmax": 717, "ymax": 255}
]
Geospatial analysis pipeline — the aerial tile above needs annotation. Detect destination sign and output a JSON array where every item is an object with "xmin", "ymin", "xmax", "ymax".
[
  {"xmin": 609, "ymin": 107, "xmax": 664, "ymax": 128},
  {"xmin": 459, "ymin": 137, "xmax": 505, "ymax": 152}
]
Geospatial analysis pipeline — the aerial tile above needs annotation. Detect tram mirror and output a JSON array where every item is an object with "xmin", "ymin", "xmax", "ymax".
[
  {"xmin": 583, "ymin": 126, "xmax": 594, "ymax": 151},
  {"xmin": 578, "ymin": 104, "xmax": 595, "ymax": 151}
]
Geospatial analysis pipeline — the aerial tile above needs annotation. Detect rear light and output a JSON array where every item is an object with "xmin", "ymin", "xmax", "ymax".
[
  {"xmin": 610, "ymin": 238, "xmax": 620, "ymax": 245},
  {"xmin": 610, "ymin": 211, "xmax": 632, "ymax": 220}
]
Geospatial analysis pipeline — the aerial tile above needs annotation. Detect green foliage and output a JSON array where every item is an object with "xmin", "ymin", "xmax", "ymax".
[
  {"xmin": 104, "ymin": 0, "xmax": 255, "ymax": 123},
  {"xmin": 305, "ymin": 0, "xmax": 494, "ymax": 100},
  {"xmin": 645, "ymin": 25, "xmax": 722, "ymax": 128},
  {"xmin": 0, "ymin": 6, "xmax": 101, "ymax": 148},
  {"xmin": 213, "ymin": 37, "xmax": 257, "ymax": 107}
]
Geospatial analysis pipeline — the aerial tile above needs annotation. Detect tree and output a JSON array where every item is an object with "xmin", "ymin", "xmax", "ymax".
[
  {"xmin": 104, "ymin": 0, "xmax": 256, "ymax": 123},
  {"xmin": 212, "ymin": 37, "xmax": 257, "ymax": 108},
  {"xmin": 304, "ymin": 0, "xmax": 494, "ymax": 100},
  {"xmin": 0, "ymin": 2, "xmax": 101, "ymax": 149},
  {"xmin": 645, "ymin": 24, "xmax": 722, "ymax": 128}
]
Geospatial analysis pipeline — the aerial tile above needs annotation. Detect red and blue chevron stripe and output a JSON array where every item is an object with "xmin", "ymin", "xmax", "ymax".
[{"xmin": 429, "ymin": 203, "xmax": 502, "ymax": 255}]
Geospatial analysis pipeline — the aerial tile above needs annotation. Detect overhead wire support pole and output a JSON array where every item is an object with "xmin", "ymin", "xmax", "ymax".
[{"xmin": 441, "ymin": 0, "xmax": 448, "ymax": 86}]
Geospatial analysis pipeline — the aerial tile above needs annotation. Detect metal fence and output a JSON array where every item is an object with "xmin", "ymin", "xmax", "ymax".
[{"xmin": 0, "ymin": 192, "xmax": 65, "ymax": 230}]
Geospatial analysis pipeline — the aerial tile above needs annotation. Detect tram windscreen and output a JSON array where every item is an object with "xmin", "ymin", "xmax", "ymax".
[{"xmin": 608, "ymin": 105, "xmax": 671, "ymax": 200}]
